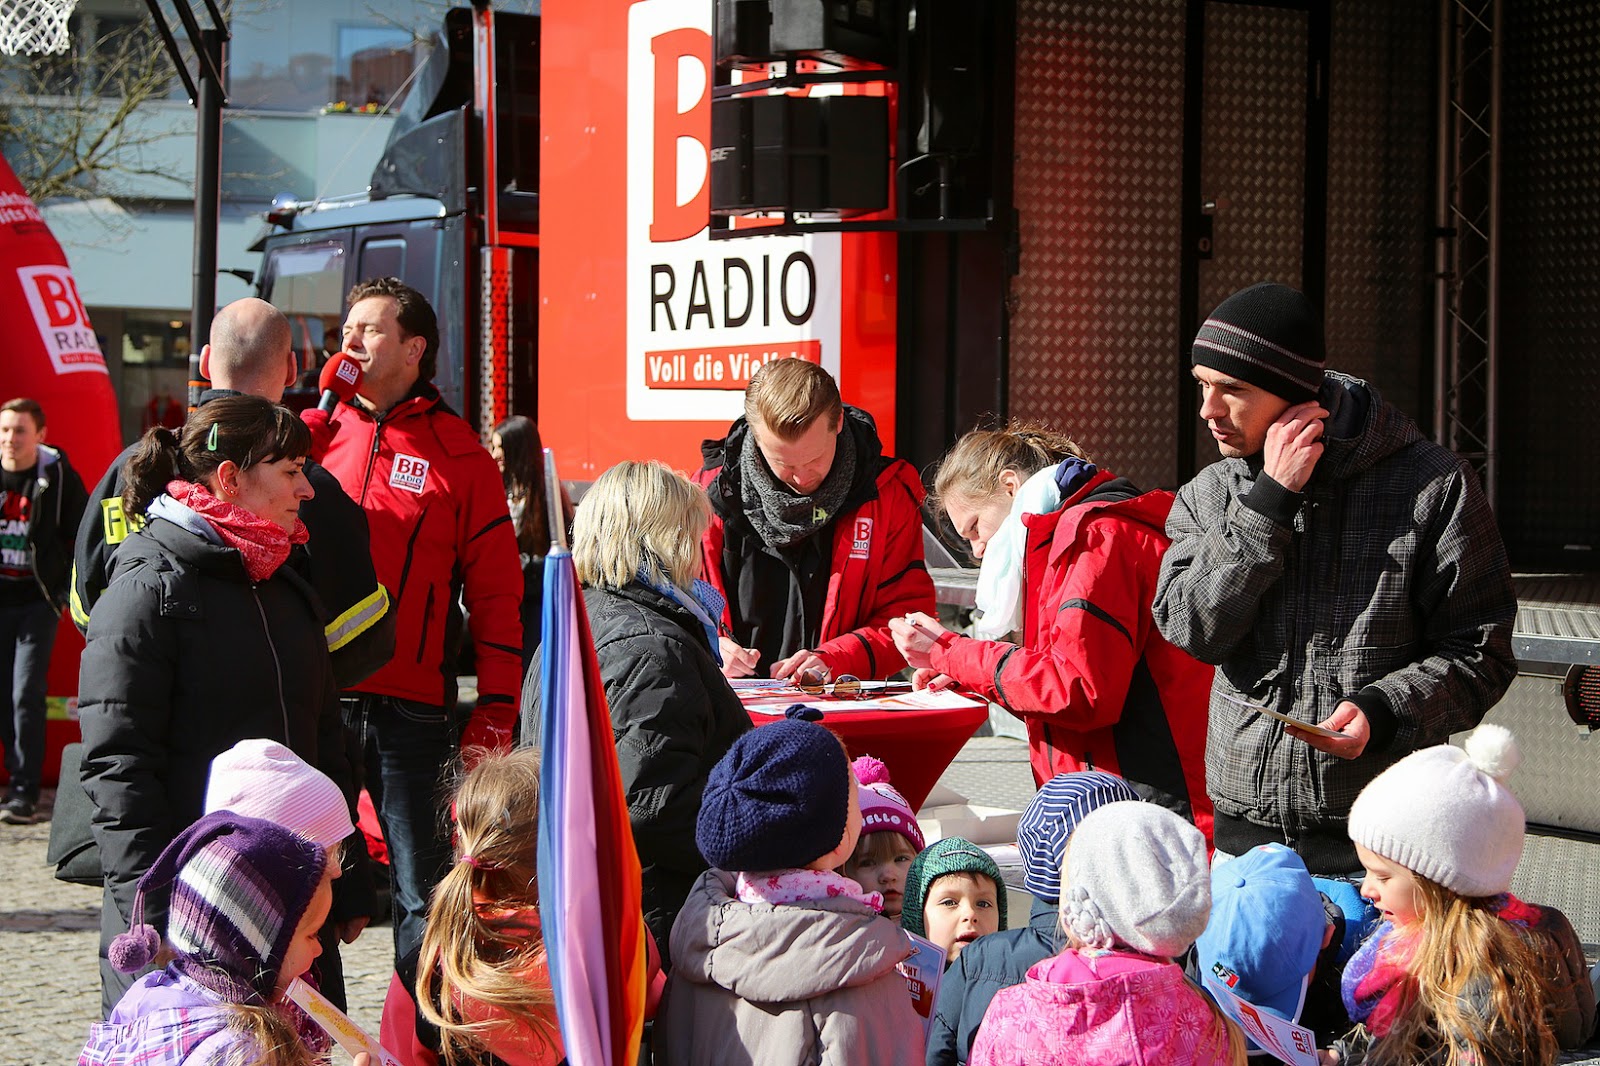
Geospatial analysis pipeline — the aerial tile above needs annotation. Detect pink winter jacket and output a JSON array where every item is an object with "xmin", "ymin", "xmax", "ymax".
[{"xmin": 968, "ymin": 948, "xmax": 1235, "ymax": 1066}]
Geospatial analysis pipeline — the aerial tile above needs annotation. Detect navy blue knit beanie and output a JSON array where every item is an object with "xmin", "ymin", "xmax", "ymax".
[
  {"xmin": 696, "ymin": 720, "xmax": 850, "ymax": 872},
  {"xmin": 1192, "ymin": 282, "xmax": 1326, "ymax": 403}
]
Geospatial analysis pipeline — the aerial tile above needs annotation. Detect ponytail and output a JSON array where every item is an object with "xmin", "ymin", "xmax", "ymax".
[
  {"xmin": 931, "ymin": 419, "xmax": 1091, "ymax": 513},
  {"xmin": 118, "ymin": 396, "xmax": 310, "ymax": 518},
  {"xmin": 121, "ymin": 426, "xmax": 187, "ymax": 518},
  {"xmin": 416, "ymin": 749, "xmax": 559, "ymax": 1066}
]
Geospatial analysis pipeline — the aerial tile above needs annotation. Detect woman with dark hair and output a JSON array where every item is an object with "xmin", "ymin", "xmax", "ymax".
[
  {"xmin": 489, "ymin": 415, "xmax": 571, "ymax": 664},
  {"xmin": 77, "ymin": 395, "xmax": 365, "ymax": 1016}
]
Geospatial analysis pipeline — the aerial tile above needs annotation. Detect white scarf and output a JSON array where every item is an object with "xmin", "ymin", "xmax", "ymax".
[{"xmin": 972, "ymin": 463, "xmax": 1066, "ymax": 639}]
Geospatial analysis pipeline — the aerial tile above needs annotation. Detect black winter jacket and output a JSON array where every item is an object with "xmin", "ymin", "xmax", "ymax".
[
  {"xmin": 521, "ymin": 581, "xmax": 751, "ymax": 951},
  {"xmin": 71, "ymin": 391, "xmax": 395, "ymax": 690},
  {"xmin": 11, "ymin": 443, "xmax": 89, "ymax": 609},
  {"xmin": 77, "ymin": 505, "xmax": 373, "ymax": 933}
]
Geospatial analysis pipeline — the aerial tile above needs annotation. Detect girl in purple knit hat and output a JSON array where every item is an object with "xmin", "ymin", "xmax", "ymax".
[{"xmin": 78, "ymin": 811, "xmax": 354, "ymax": 1066}]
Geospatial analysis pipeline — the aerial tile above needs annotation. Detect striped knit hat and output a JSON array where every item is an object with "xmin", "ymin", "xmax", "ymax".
[
  {"xmin": 1018, "ymin": 771, "xmax": 1140, "ymax": 903},
  {"xmin": 205, "ymin": 738, "xmax": 354, "ymax": 848},
  {"xmin": 1193, "ymin": 282, "xmax": 1325, "ymax": 403},
  {"xmin": 903, "ymin": 837, "xmax": 1007, "ymax": 938},
  {"xmin": 108, "ymin": 810, "xmax": 329, "ymax": 1005}
]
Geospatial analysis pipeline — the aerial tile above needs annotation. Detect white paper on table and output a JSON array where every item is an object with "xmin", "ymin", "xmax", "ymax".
[
  {"xmin": 744, "ymin": 688, "xmax": 987, "ymax": 715},
  {"xmin": 1201, "ymin": 973, "xmax": 1319, "ymax": 1066},
  {"xmin": 284, "ymin": 977, "xmax": 404, "ymax": 1066},
  {"xmin": 897, "ymin": 931, "xmax": 948, "ymax": 1038}
]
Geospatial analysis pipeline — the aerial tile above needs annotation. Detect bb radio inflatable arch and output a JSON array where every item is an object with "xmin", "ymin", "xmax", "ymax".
[{"xmin": 0, "ymin": 150, "xmax": 124, "ymax": 786}]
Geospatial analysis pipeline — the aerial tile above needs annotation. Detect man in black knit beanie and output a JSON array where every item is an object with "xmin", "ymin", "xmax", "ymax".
[{"xmin": 1151, "ymin": 282, "xmax": 1517, "ymax": 876}]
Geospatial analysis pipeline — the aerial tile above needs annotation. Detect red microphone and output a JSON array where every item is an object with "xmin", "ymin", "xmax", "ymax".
[{"xmin": 317, "ymin": 352, "xmax": 363, "ymax": 412}]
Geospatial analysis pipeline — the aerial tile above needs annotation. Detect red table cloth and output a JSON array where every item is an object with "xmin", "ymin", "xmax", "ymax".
[{"xmin": 746, "ymin": 701, "xmax": 990, "ymax": 812}]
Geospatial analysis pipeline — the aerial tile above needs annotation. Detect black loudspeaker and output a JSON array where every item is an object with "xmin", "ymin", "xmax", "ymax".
[
  {"xmin": 914, "ymin": 0, "xmax": 985, "ymax": 155},
  {"xmin": 712, "ymin": 95, "xmax": 889, "ymax": 214},
  {"xmin": 715, "ymin": 0, "xmax": 898, "ymax": 70}
]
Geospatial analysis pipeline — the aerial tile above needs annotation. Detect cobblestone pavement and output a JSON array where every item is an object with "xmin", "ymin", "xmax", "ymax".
[{"xmin": 0, "ymin": 736, "xmax": 1037, "ymax": 1065}]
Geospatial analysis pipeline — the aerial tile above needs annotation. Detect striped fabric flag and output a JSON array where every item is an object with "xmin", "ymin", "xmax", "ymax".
[{"xmin": 536, "ymin": 547, "xmax": 647, "ymax": 1066}]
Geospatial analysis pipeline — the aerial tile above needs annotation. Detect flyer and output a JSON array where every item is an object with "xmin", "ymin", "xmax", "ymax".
[{"xmin": 898, "ymin": 931, "xmax": 947, "ymax": 1038}]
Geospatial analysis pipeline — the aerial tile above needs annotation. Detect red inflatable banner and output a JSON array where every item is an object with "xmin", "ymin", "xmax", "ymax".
[{"xmin": 0, "ymin": 150, "xmax": 125, "ymax": 783}]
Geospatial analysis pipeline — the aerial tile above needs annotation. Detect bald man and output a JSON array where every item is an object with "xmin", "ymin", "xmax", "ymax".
[
  {"xmin": 72, "ymin": 298, "xmax": 394, "ymax": 689},
  {"xmin": 70, "ymin": 298, "xmax": 393, "ymax": 1012}
]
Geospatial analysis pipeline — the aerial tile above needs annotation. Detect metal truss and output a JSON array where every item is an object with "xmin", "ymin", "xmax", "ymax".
[{"xmin": 1432, "ymin": 0, "xmax": 1500, "ymax": 503}]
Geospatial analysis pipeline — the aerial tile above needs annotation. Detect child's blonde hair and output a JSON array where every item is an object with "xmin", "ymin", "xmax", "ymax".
[
  {"xmin": 1367, "ymin": 875, "xmax": 1563, "ymax": 1066},
  {"xmin": 225, "ymin": 1007, "xmax": 320, "ymax": 1066},
  {"xmin": 416, "ymin": 749, "xmax": 560, "ymax": 1066}
]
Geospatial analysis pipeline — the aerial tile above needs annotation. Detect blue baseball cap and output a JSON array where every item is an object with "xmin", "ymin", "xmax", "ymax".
[{"xmin": 1196, "ymin": 843, "xmax": 1326, "ymax": 1031}]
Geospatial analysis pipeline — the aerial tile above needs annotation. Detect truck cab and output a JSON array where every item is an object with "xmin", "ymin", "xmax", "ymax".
[{"xmin": 253, "ymin": 6, "xmax": 539, "ymax": 434}]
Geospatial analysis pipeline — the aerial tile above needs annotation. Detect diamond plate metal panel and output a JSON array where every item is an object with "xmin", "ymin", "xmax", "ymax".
[
  {"xmin": 1477, "ymin": 674, "xmax": 1600, "ymax": 834},
  {"xmin": 1324, "ymin": 0, "xmax": 1433, "ymax": 416},
  {"xmin": 1007, "ymin": 0, "xmax": 1187, "ymax": 492},
  {"xmin": 1192, "ymin": 4, "xmax": 1307, "ymax": 465},
  {"xmin": 1497, "ymin": 2, "xmax": 1600, "ymax": 563},
  {"xmin": 1197, "ymin": 5, "xmax": 1306, "ymax": 314}
]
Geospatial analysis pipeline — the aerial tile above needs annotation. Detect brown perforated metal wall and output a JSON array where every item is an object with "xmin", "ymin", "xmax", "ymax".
[
  {"xmin": 1324, "ymin": 0, "xmax": 1433, "ymax": 418},
  {"xmin": 1497, "ymin": 2, "xmax": 1600, "ymax": 565},
  {"xmin": 1006, "ymin": 0, "xmax": 1434, "ymax": 490},
  {"xmin": 1006, "ymin": 0, "xmax": 1187, "ymax": 492}
]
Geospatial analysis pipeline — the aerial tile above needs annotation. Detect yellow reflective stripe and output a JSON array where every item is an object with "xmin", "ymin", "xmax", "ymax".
[
  {"xmin": 101, "ymin": 496, "xmax": 142, "ymax": 546},
  {"xmin": 69, "ymin": 564, "xmax": 90, "ymax": 627},
  {"xmin": 326, "ymin": 584, "xmax": 390, "ymax": 652}
]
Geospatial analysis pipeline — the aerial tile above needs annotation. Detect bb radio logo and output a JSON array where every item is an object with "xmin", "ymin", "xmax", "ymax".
[
  {"xmin": 624, "ymin": 0, "xmax": 841, "ymax": 421},
  {"xmin": 389, "ymin": 453, "xmax": 430, "ymax": 495},
  {"xmin": 18, "ymin": 265, "xmax": 106, "ymax": 375},
  {"xmin": 850, "ymin": 517, "xmax": 874, "ymax": 560}
]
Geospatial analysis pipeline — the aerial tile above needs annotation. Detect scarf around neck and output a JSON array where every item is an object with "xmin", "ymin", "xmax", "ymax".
[
  {"xmin": 637, "ymin": 565, "xmax": 727, "ymax": 663},
  {"xmin": 735, "ymin": 868, "xmax": 884, "ymax": 911},
  {"xmin": 972, "ymin": 456, "xmax": 1099, "ymax": 639},
  {"xmin": 737, "ymin": 420, "xmax": 858, "ymax": 548},
  {"xmin": 165, "ymin": 479, "xmax": 309, "ymax": 583},
  {"xmin": 1341, "ymin": 894, "xmax": 1543, "ymax": 1037}
]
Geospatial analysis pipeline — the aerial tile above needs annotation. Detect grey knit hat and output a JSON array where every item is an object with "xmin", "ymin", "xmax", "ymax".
[
  {"xmin": 1193, "ymin": 282, "xmax": 1326, "ymax": 403},
  {"xmin": 1061, "ymin": 802, "xmax": 1210, "ymax": 958}
]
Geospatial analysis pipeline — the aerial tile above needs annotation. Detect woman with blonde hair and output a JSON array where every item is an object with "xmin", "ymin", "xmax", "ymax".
[
  {"xmin": 888, "ymin": 420, "xmax": 1214, "ymax": 843},
  {"xmin": 519, "ymin": 460, "xmax": 750, "ymax": 951}
]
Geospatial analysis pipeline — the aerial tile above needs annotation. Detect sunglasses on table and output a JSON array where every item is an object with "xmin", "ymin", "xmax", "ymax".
[{"xmin": 795, "ymin": 670, "xmax": 864, "ymax": 698}]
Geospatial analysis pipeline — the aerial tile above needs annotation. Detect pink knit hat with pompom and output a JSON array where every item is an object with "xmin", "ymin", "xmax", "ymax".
[{"xmin": 853, "ymin": 755, "xmax": 925, "ymax": 853}]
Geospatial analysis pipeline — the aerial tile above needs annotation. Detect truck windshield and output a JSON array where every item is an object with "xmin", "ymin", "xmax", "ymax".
[{"xmin": 263, "ymin": 242, "xmax": 348, "ymax": 371}]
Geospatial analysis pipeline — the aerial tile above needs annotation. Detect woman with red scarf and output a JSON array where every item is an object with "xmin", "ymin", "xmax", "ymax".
[{"xmin": 77, "ymin": 396, "xmax": 365, "ymax": 1018}]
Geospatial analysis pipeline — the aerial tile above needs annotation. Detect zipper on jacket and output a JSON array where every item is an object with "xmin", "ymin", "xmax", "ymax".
[
  {"xmin": 251, "ymin": 585, "xmax": 293, "ymax": 743},
  {"xmin": 417, "ymin": 582, "xmax": 434, "ymax": 663},
  {"xmin": 26, "ymin": 470, "xmax": 58, "ymax": 608},
  {"xmin": 358, "ymin": 417, "xmax": 385, "ymax": 508}
]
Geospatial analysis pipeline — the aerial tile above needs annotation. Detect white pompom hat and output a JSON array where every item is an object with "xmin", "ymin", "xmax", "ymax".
[{"xmin": 1347, "ymin": 724, "xmax": 1526, "ymax": 897}]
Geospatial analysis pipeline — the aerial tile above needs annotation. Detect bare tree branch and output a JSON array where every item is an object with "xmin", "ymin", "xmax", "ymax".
[{"xmin": 0, "ymin": 17, "xmax": 185, "ymax": 203}]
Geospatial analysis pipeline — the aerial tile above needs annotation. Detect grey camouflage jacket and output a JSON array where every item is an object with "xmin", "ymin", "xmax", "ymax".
[{"xmin": 1152, "ymin": 372, "xmax": 1516, "ymax": 862}]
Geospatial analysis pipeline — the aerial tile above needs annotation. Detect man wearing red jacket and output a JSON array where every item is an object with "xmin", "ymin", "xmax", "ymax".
[
  {"xmin": 320, "ymin": 277, "xmax": 522, "ymax": 962},
  {"xmin": 696, "ymin": 358, "xmax": 935, "ymax": 681}
]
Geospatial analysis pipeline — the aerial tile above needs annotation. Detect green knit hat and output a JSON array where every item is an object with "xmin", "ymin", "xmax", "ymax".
[{"xmin": 901, "ymin": 837, "xmax": 1007, "ymax": 938}]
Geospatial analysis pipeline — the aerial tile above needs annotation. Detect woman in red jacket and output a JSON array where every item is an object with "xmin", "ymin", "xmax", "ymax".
[{"xmin": 889, "ymin": 422, "xmax": 1213, "ymax": 843}]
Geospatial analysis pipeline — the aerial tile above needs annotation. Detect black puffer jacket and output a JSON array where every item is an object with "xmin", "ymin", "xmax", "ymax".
[
  {"xmin": 77, "ymin": 502, "xmax": 371, "ymax": 936},
  {"xmin": 522, "ymin": 582, "xmax": 751, "ymax": 951},
  {"xmin": 71, "ymin": 388, "xmax": 396, "ymax": 690}
]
